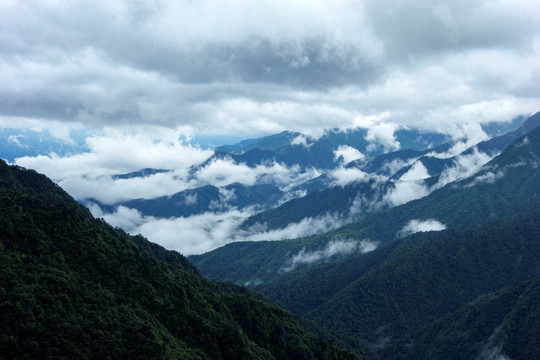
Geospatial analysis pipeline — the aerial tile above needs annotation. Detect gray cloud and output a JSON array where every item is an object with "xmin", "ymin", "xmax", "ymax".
[
  {"xmin": 1, "ymin": 0, "xmax": 538, "ymax": 139},
  {"xmin": 3, "ymin": 0, "xmax": 540, "ymax": 255}
]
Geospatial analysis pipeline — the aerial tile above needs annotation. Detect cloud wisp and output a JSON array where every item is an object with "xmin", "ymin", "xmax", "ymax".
[
  {"xmin": 281, "ymin": 238, "xmax": 378, "ymax": 273},
  {"xmin": 397, "ymin": 219, "xmax": 447, "ymax": 238},
  {"xmin": 89, "ymin": 202, "xmax": 352, "ymax": 255}
]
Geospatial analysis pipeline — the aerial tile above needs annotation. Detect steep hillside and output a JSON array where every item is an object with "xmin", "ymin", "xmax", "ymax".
[
  {"xmin": 0, "ymin": 160, "xmax": 368, "ymax": 360},
  {"xmin": 385, "ymin": 276, "xmax": 540, "ymax": 360},
  {"xmin": 259, "ymin": 210, "xmax": 540, "ymax": 350}
]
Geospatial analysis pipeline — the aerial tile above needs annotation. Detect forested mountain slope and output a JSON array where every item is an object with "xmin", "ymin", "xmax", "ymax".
[
  {"xmin": 192, "ymin": 121, "xmax": 540, "ymax": 286},
  {"xmin": 259, "ymin": 210, "xmax": 540, "ymax": 351},
  {"xmin": 0, "ymin": 160, "xmax": 369, "ymax": 360},
  {"xmin": 385, "ymin": 275, "xmax": 540, "ymax": 360}
]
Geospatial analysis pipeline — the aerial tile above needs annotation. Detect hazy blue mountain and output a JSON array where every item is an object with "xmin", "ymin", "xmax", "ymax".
[
  {"xmin": 112, "ymin": 168, "xmax": 171, "ymax": 180},
  {"xmin": 481, "ymin": 114, "xmax": 527, "ymax": 137},
  {"xmin": 93, "ymin": 182, "xmax": 284, "ymax": 218},
  {"xmin": 0, "ymin": 159, "xmax": 369, "ymax": 360},
  {"xmin": 214, "ymin": 128, "xmax": 448, "ymax": 170},
  {"xmin": 216, "ymin": 131, "xmax": 301, "ymax": 154},
  {"xmin": 0, "ymin": 128, "xmax": 89, "ymax": 163}
]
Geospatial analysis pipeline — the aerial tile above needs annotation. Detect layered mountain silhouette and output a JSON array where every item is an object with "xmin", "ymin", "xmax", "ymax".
[
  {"xmin": 5, "ymin": 112, "xmax": 540, "ymax": 359},
  {"xmin": 190, "ymin": 113, "xmax": 540, "ymax": 358}
]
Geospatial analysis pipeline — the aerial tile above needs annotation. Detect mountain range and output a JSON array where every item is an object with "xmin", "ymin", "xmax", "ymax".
[
  {"xmin": 3, "ymin": 112, "xmax": 540, "ymax": 359},
  {"xmin": 189, "ymin": 112, "xmax": 540, "ymax": 358}
]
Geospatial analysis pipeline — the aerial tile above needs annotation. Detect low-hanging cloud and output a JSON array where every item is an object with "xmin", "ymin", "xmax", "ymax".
[
  {"xmin": 464, "ymin": 170, "xmax": 505, "ymax": 188},
  {"xmin": 291, "ymin": 134, "xmax": 310, "ymax": 147},
  {"xmin": 397, "ymin": 219, "xmax": 447, "ymax": 238},
  {"xmin": 398, "ymin": 161, "xmax": 431, "ymax": 181},
  {"xmin": 437, "ymin": 147, "xmax": 494, "ymax": 188},
  {"xmin": 281, "ymin": 238, "xmax": 378, "ymax": 273},
  {"xmin": 382, "ymin": 146, "xmax": 495, "ymax": 208},
  {"xmin": 383, "ymin": 179, "xmax": 431, "ymax": 207},
  {"xmin": 429, "ymin": 122, "xmax": 489, "ymax": 159},
  {"xmin": 195, "ymin": 157, "xmax": 321, "ymax": 191},
  {"xmin": 328, "ymin": 167, "xmax": 374, "ymax": 187},
  {"xmin": 334, "ymin": 145, "xmax": 365, "ymax": 165},
  {"xmin": 89, "ymin": 202, "xmax": 350, "ymax": 255},
  {"xmin": 365, "ymin": 123, "xmax": 401, "ymax": 153},
  {"xmin": 13, "ymin": 130, "xmax": 321, "ymax": 205}
]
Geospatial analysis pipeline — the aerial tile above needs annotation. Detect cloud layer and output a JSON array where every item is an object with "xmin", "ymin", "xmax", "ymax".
[
  {"xmin": 281, "ymin": 238, "xmax": 378, "ymax": 273},
  {"xmin": 1, "ymin": 0, "xmax": 539, "ymax": 139},
  {"xmin": 397, "ymin": 219, "xmax": 447, "ymax": 238}
]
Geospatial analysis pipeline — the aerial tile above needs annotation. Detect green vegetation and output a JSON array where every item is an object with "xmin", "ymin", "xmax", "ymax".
[
  {"xmin": 385, "ymin": 276, "xmax": 540, "ymax": 359},
  {"xmin": 258, "ymin": 211, "xmax": 540, "ymax": 347},
  {"xmin": 0, "ymin": 160, "xmax": 367, "ymax": 359}
]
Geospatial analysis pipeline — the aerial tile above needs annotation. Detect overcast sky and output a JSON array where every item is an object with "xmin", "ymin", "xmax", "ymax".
[{"xmin": 1, "ymin": 0, "xmax": 539, "ymax": 141}]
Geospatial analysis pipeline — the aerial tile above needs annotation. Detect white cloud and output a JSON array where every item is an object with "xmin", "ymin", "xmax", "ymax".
[
  {"xmin": 429, "ymin": 122, "xmax": 489, "ymax": 159},
  {"xmin": 379, "ymin": 157, "xmax": 420, "ymax": 176},
  {"xmin": 183, "ymin": 193, "xmax": 198, "ymax": 206},
  {"xmin": 397, "ymin": 219, "xmax": 446, "ymax": 238},
  {"xmin": 14, "ymin": 128, "xmax": 212, "ymax": 179},
  {"xmin": 291, "ymin": 134, "xmax": 309, "ymax": 147},
  {"xmin": 281, "ymin": 238, "xmax": 378, "ymax": 272},
  {"xmin": 196, "ymin": 157, "xmax": 320, "ymax": 191},
  {"xmin": 89, "ymin": 204, "xmax": 147, "ymax": 230},
  {"xmin": 13, "ymin": 129, "xmax": 214, "ymax": 204},
  {"xmin": 7, "ymin": 135, "xmax": 25, "ymax": 147},
  {"xmin": 399, "ymin": 161, "xmax": 431, "ymax": 181},
  {"xmin": 334, "ymin": 145, "xmax": 364, "ymax": 164},
  {"xmin": 464, "ymin": 170, "xmax": 505, "ymax": 188},
  {"xmin": 365, "ymin": 123, "xmax": 401, "ymax": 153},
  {"xmin": 437, "ymin": 148, "xmax": 493, "ymax": 188},
  {"xmin": 12, "ymin": 129, "xmax": 321, "ymax": 204},
  {"xmin": 328, "ymin": 167, "xmax": 373, "ymax": 187},
  {"xmin": 196, "ymin": 158, "xmax": 258, "ymax": 187},
  {"xmin": 58, "ymin": 170, "xmax": 193, "ymax": 205},
  {"xmin": 383, "ymin": 180, "xmax": 431, "ymax": 207},
  {"xmin": 382, "ymin": 147, "xmax": 494, "ymax": 208},
  {"xmin": 242, "ymin": 213, "xmax": 347, "ymax": 243},
  {"xmin": 89, "ymin": 202, "xmax": 348, "ymax": 255}
]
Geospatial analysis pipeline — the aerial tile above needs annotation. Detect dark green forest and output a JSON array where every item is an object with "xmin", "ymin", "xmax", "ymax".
[{"xmin": 0, "ymin": 160, "xmax": 368, "ymax": 359}]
